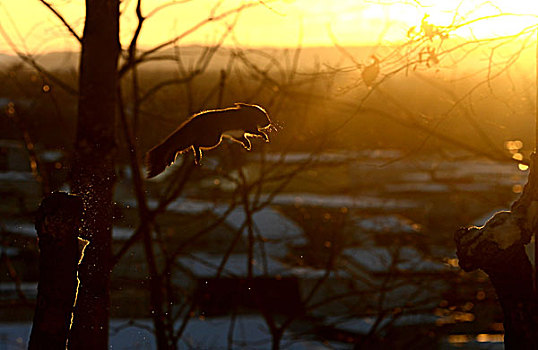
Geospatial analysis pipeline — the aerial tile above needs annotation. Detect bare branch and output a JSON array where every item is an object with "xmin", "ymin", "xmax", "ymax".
[
  {"xmin": 0, "ymin": 23, "xmax": 78, "ymax": 94},
  {"xmin": 38, "ymin": 0, "xmax": 82, "ymax": 44},
  {"xmin": 145, "ymin": 0, "xmax": 193, "ymax": 19},
  {"xmin": 118, "ymin": 1, "xmax": 262, "ymax": 77}
]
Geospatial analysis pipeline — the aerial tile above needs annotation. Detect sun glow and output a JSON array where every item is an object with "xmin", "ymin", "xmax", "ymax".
[
  {"xmin": 416, "ymin": 0, "xmax": 538, "ymax": 38},
  {"xmin": 0, "ymin": 0, "xmax": 537, "ymax": 53}
]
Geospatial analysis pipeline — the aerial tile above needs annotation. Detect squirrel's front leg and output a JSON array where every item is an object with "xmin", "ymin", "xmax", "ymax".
[{"xmin": 248, "ymin": 130, "xmax": 269, "ymax": 142}]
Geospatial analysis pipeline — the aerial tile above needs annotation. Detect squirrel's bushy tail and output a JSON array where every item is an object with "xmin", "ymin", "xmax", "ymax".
[
  {"xmin": 146, "ymin": 136, "xmax": 191, "ymax": 178},
  {"xmin": 146, "ymin": 142, "xmax": 174, "ymax": 178},
  {"xmin": 146, "ymin": 123, "xmax": 195, "ymax": 178}
]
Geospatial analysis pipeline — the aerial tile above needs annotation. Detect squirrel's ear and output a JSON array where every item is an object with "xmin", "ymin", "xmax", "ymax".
[{"xmin": 234, "ymin": 102, "xmax": 250, "ymax": 108}]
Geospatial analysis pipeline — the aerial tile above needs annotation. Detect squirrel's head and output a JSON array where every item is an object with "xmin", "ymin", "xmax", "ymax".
[{"xmin": 235, "ymin": 103, "xmax": 271, "ymax": 129}]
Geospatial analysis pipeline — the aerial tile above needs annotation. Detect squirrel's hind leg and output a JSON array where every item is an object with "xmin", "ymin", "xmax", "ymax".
[{"xmin": 192, "ymin": 146, "xmax": 202, "ymax": 165}]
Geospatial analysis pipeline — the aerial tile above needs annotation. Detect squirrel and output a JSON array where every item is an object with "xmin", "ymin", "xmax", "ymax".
[{"xmin": 145, "ymin": 103, "xmax": 272, "ymax": 178}]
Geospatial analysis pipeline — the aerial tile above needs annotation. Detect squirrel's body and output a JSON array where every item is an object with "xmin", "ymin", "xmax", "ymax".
[{"xmin": 146, "ymin": 103, "xmax": 271, "ymax": 178}]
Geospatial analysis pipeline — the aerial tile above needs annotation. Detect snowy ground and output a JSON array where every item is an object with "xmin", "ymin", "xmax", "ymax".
[
  {"xmin": 0, "ymin": 317, "xmax": 343, "ymax": 350},
  {"xmin": 0, "ymin": 317, "xmax": 505, "ymax": 349}
]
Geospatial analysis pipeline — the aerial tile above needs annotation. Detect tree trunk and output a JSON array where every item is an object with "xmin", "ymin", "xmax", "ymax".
[
  {"xmin": 29, "ymin": 193, "xmax": 84, "ymax": 350},
  {"xmin": 68, "ymin": 0, "xmax": 120, "ymax": 348},
  {"xmin": 271, "ymin": 329, "xmax": 283, "ymax": 350}
]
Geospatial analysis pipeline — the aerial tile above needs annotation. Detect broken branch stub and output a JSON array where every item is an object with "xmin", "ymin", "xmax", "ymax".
[
  {"xmin": 454, "ymin": 154, "xmax": 538, "ymax": 349},
  {"xmin": 455, "ymin": 154, "xmax": 538, "ymax": 272}
]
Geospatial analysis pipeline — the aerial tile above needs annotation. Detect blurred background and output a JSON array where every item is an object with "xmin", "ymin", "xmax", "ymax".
[{"xmin": 1, "ymin": 0, "xmax": 537, "ymax": 348}]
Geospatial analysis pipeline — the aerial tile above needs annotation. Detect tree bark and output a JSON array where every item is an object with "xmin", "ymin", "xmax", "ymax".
[
  {"xmin": 455, "ymin": 230, "xmax": 538, "ymax": 349},
  {"xmin": 68, "ymin": 1, "xmax": 120, "ymax": 349},
  {"xmin": 29, "ymin": 193, "xmax": 85, "ymax": 350},
  {"xmin": 455, "ymin": 154, "xmax": 538, "ymax": 349}
]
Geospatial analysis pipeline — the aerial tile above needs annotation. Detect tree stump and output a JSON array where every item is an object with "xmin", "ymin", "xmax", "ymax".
[
  {"xmin": 28, "ymin": 192, "xmax": 87, "ymax": 350},
  {"xmin": 455, "ymin": 154, "xmax": 538, "ymax": 349}
]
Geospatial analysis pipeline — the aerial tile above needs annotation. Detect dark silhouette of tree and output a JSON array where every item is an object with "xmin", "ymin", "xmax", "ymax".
[
  {"xmin": 29, "ymin": 192, "xmax": 85, "ymax": 350},
  {"xmin": 68, "ymin": 1, "xmax": 120, "ymax": 348}
]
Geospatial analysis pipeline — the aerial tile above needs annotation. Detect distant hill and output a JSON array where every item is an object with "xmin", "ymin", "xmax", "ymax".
[
  {"xmin": 0, "ymin": 53, "xmax": 18, "ymax": 68},
  {"xmin": 0, "ymin": 44, "xmax": 533, "ymax": 77},
  {"xmin": 0, "ymin": 51, "xmax": 80, "ymax": 71},
  {"xmin": 0, "ymin": 46, "xmax": 381, "ymax": 72}
]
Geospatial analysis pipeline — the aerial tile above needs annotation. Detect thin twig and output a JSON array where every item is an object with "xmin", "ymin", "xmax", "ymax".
[{"xmin": 38, "ymin": 0, "xmax": 82, "ymax": 43}]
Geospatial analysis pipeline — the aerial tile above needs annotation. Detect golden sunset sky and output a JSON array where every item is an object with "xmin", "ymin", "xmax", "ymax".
[{"xmin": 0, "ymin": 0, "xmax": 537, "ymax": 54}]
